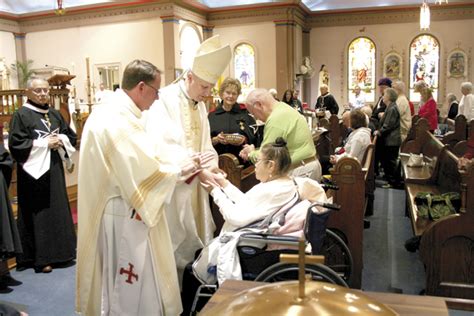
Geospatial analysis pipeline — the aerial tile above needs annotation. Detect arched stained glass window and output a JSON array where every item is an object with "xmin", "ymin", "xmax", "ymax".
[
  {"xmin": 409, "ymin": 34, "xmax": 439, "ymax": 102},
  {"xmin": 234, "ymin": 43, "xmax": 255, "ymax": 100},
  {"xmin": 348, "ymin": 37, "xmax": 376, "ymax": 103},
  {"xmin": 180, "ymin": 24, "xmax": 201, "ymax": 70}
]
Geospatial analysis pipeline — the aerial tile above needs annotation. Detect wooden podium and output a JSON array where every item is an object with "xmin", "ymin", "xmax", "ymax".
[{"xmin": 47, "ymin": 74, "xmax": 76, "ymax": 127}]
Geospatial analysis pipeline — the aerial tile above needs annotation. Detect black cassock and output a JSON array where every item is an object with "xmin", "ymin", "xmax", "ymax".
[
  {"xmin": 0, "ymin": 143, "xmax": 22, "ymax": 260},
  {"xmin": 8, "ymin": 102, "xmax": 77, "ymax": 268}
]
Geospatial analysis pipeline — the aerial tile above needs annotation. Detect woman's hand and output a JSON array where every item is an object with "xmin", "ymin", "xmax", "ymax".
[
  {"xmin": 329, "ymin": 155, "xmax": 337, "ymax": 165},
  {"xmin": 212, "ymin": 132, "xmax": 227, "ymax": 145}
]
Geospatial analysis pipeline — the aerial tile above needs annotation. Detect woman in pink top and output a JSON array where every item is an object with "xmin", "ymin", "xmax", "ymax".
[{"xmin": 416, "ymin": 82, "xmax": 438, "ymax": 132}]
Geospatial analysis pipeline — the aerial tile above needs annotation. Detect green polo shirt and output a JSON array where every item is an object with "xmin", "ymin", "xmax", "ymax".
[{"xmin": 249, "ymin": 102, "xmax": 316, "ymax": 164}]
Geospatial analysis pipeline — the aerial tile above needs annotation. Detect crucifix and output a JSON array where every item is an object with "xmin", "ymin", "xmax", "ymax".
[{"xmin": 279, "ymin": 238, "xmax": 325, "ymax": 301}]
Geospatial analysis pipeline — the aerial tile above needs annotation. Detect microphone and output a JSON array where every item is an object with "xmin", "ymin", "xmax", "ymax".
[{"xmin": 45, "ymin": 64, "xmax": 70, "ymax": 75}]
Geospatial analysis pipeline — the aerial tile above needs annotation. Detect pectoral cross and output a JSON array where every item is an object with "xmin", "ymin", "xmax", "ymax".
[{"xmin": 279, "ymin": 238, "xmax": 325, "ymax": 300}]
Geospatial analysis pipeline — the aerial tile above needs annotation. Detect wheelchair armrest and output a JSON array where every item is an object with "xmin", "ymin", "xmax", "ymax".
[{"xmin": 239, "ymin": 233, "xmax": 300, "ymax": 247}]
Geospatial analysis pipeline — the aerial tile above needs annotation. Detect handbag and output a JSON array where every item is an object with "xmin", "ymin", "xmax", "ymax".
[
  {"xmin": 415, "ymin": 191, "xmax": 460, "ymax": 221},
  {"xmin": 407, "ymin": 153, "xmax": 424, "ymax": 167}
]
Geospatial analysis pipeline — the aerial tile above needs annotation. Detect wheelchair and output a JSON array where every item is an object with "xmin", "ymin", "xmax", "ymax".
[{"xmin": 187, "ymin": 191, "xmax": 354, "ymax": 315}]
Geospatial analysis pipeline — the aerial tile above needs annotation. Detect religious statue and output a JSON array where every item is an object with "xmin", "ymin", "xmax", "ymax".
[
  {"xmin": 0, "ymin": 58, "xmax": 11, "ymax": 90},
  {"xmin": 319, "ymin": 64, "xmax": 330, "ymax": 90}
]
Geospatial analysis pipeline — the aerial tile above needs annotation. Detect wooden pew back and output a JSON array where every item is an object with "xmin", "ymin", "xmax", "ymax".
[
  {"xmin": 419, "ymin": 162, "xmax": 474, "ymax": 299},
  {"xmin": 441, "ymin": 115, "xmax": 467, "ymax": 150},
  {"xmin": 452, "ymin": 119, "xmax": 474, "ymax": 157},
  {"xmin": 328, "ymin": 156, "xmax": 365, "ymax": 288}
]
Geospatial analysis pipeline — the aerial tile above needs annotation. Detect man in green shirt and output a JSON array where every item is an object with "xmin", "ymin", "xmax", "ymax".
[{"xmin": 240, "ymin": 88, "xmax": 321, "ymax": 180}]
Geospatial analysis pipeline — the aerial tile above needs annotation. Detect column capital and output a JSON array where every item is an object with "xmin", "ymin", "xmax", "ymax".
[
  {"xmin": 273, "ymin": 19, "xmax": 297, "ymax": 27},
  {"xmin": 13, "ymin": 32, "xmax": 26, "ymax": 39},
  {"xmin": 160, "ymin": 15, "xmax": 180, "ymax": 24},
  {"xmin": 202, "ymin": 25, "xmax": 215, "ymax": 33}
]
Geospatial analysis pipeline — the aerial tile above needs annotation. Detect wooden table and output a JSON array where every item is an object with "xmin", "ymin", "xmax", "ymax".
[{"xmin": 201, "ymin": 280, "xmax": 449, "ymax": 315}]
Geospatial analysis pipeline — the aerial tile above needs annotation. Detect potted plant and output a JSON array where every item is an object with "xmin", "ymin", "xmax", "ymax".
[{"xmin": 11, "ymin": 59, "xmax": 35, "ymax": 89}]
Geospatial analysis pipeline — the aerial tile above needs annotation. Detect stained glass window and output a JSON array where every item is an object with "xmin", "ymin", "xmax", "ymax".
[
  {"xmin": 409, "ymin": 34, "xmax": 439, "ymax": 102},
  {"xmin": 180, "ymin": 24, "xmax": 201, "ymax": 71},
  {"xmin": 234, "ymin": 43, "xmax": 255, "ymax": 100},
  {"xmin": 348, "ymin": 37, "xmax": 376, "ymax": 103}
]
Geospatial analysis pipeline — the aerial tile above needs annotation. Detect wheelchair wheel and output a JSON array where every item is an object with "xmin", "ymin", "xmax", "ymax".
[
  {"xmin": 320, "ymin": 229, "xmax": 353, "ymax": 286},
  {"xmin": 254, "ymin": 262, "xmax": 348, "ymax": 287}
]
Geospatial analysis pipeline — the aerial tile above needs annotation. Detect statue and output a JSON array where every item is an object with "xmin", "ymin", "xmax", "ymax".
[
  {"xmin": 319, "ymin": 64, "xmax": 329, "ymax": 90},
  {"xmin": 0, "ymin": 57, "xmax": 11, "ymax": 90}
]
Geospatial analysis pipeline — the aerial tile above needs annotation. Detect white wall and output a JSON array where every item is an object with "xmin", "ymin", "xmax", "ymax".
[
  {"xmin": 0, "ymin": 31, "xmax": 19, "ymax": 89},
  {"xmin": 214, "ymin": 22, "xmax": 277, "ymax": 92},
  {"xmin": 310, "ymin": 18, "xmax": 474, "ymax": 113},
  {"xmin": 25, "ymin": 18, "xmax": 164, "ymax": 101}
]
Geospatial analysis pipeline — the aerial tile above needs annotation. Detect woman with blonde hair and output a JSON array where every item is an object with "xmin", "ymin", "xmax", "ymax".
[{"xmin": 415, "ymin": 81, "xmax": 438, "ymax": 132}]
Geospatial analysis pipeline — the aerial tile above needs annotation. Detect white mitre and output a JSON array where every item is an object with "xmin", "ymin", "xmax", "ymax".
[{"xmin": 191, "ymin": 35, "xmax": 232, "ymax": 84}]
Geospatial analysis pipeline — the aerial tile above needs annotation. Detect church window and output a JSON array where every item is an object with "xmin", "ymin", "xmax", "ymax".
[
  {"xmin": 348, "ymin": 37, "xmax": 376, "ymax": 103},
  {"xmin": 233, "ymin": 43, "xmax": 256, "ymax": 100},
  {"xmin": 179, "ymin": 24, "xmax": 201, "ymax": 71},
  {"xmin": 409, "ymin": 34, "xmax": 439, "ymax": 102}
]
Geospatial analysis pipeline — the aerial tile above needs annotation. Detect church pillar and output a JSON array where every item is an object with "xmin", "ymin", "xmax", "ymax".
[
  {"xmin": 161, "ymin": 16, "xmax": 180, "ymax": 85},
  {"xmin": 202, "ymin": 25, "xmax": 214, "ymax": 41},
  {"xmin": 13, "ymin": 32, "xmax": 27, "ymax": 65},
  {"xmin": 274, "ymin": 20, "xmax": 296, "ymax": 96},
  {"xmin": 302, "ymin": 27, "xmax": 312, "ymax": 106}
]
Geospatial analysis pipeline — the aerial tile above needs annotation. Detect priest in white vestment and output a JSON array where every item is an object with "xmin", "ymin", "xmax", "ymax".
[
  {"xmin": 76, "ymin": 60, "xmax": 200, "ymax": 315},
  {"xmin": 145, "ymin": 35, "xmax": 232, "ymax": 272}
]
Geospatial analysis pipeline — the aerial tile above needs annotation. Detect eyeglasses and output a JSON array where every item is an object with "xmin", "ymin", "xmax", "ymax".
[
  {"xmin": 144, "ymin": 82, "xmax": 159, "ymax": 99},
  {"xmin": 255, "ymin": 158, "xmax": 272, "ymax": 165},
  {"xmin": 31, "ymin": 88, "xmax": 50, "ymax": 94}
]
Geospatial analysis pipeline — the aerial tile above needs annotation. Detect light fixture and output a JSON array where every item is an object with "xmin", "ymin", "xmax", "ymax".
[
  {"xmin": 435, "ymin": 0, "xmax": 448, "ymax": 4},
  {"xmin": 55, "ymin": 0, "xmax": 66, "ymax": 15},
  {"xmin": 420, "ymin": 0, "xmax": 430, "ymax": 30}
]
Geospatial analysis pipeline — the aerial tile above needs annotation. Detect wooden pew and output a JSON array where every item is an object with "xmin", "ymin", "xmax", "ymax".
[
  {"xmin": 328, "ymin": 156, "xmax": 366, "ymax": 288},
  {"xmin": 441, "ymin": 115, "xmax": 467, "ymax": 150},
  {"xmin": 452, "ymin": 120, "xmax": 474, "ymax": 158},
  {"xmin": 400, "ymin": 118, "xmax": 447, "ymax": 182},
  {"xmin": 328, "ymin": 114, "xmax": 344, "ymax": 148},
  {"xmin": 418, "ymin": 162, "xmax": 474, "ymax": 299},
  {"xmin": 402, "ymin": 121, "xmax": 474, "ymax": 300}
]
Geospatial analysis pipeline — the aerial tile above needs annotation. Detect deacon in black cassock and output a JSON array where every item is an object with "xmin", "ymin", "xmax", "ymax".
[
  {"xmin": 8, "ymin": 78, "xmax": 77, "ymax": 273},
  {"xmin": 314, "ymin": 84, "xmax": 339, "ymax": 115},
  {"xmin": 0, "ymin": 142, "xmax": 22, "ymax": 293}
]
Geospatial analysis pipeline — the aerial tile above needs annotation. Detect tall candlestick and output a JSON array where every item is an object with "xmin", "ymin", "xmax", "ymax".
[{"xmin": 85, "ymin": 57, "xmax": 92, "ymax": 113}]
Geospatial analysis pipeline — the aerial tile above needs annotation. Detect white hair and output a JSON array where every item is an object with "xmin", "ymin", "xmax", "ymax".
[
  {"xmin": 446, "ymin": 93, "xmax": 457, "ymax": 103},
  {"xmin": 392, "ymin": 80, "xmax": 406, "ymax": 94},
  {"xmin": 461, "ymin": 82, "xmax": 472, "ymax": 93}
]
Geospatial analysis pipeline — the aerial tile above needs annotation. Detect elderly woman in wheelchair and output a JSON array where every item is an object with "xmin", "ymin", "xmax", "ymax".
[{"xmin": 182, "ymin": 137, "xmax": 352, "ymax": 314}]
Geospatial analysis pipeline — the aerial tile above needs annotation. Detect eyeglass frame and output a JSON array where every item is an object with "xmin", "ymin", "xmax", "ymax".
[{"xmin": 144, "ymin": 82, "xmax": 159, "ymax": 98}]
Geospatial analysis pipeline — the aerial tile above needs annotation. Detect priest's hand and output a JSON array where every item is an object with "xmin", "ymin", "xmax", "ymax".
[
  {"xmin": 199, "ymin": 151, "xmax": 217, "ymax": 169},
  {"xmin": 180, "ymin": 155, "xmax": 201, "ymax": 178}
]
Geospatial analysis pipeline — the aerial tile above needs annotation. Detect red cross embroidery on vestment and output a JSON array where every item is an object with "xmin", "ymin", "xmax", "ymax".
[
  {"xmin": 120, "ymin": 263, "xmax": 139, "ymax": 284},
  {"xmin": 131, "ymin": 209, "xmax": 142, "ymax": 221}
]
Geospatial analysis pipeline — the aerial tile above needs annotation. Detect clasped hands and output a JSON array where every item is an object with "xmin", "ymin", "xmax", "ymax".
[{"xmin": 47, "ymin": 134, "xmax": 63, "ymax": 150}]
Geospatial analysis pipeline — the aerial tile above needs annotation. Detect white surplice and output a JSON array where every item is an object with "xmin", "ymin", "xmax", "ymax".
[
  {"xmin": 76, "ymin": 89, "xmax": 182, "ymax": 315},
  {"xmin": 145, "ymin": 80, "xmax": 217, "ymax": 270}
]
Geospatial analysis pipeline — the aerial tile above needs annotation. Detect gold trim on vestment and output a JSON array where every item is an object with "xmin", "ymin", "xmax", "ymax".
[{"xmin": 130, "ymin": 170, "xmax": 167, "ymax": 211}]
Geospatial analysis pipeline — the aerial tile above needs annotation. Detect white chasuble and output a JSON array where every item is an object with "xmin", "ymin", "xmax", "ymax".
[
  {"xmin": 145, "ymin": 81, "xmax": 217, "ymax": 270},
  {"xmin": 77, "ymin": 90, "xmax": 182, "ymax": 316}
]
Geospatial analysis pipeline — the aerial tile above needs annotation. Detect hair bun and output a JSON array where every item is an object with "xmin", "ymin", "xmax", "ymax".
[{"xmin": 273, "ymin": 137, "xmax": 287, "ymax": 148}]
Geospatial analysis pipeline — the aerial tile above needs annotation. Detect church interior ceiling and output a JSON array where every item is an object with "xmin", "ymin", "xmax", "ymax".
[{"xmin": 0, "ymin": 0, "xmax": 472, "ymax": 15}]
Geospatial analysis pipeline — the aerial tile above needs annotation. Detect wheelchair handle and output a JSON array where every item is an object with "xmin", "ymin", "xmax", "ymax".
[
  {"xmin": 321, "ymin": 183, "xmax": 339, "ymax": 191},
  {"xmin": 310, "ymin": 201, "xmax": 341, "ymax": 211}
]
